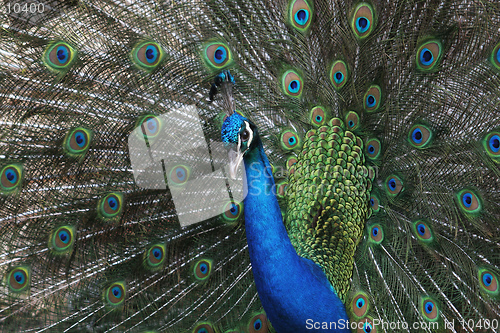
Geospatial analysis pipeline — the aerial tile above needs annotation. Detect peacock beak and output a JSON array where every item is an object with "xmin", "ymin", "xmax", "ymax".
[{"xmin": 228, "ymin": 148, "xmax": 244, "ymax": 180}]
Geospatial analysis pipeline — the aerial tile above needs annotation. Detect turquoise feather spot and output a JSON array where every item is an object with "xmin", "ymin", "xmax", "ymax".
[
  {"xmin": 50, "ymin": 226, "xmax": 76, "ymax": 254},
  {"xmin": 64, "ymin": 127, "xmax": 93, "ymax": 157},
  {"xmin": 105, "ymin": 282, "xmax": 126, "ymax": 307},
  {"xmin": 7, "ymin": 267, "xmax": 30, "ymax": 292},
  {"xmin": 1, "ymin": 163, "xmax": 23, "ymax": 195},
  {"xmin": 363, "ymin": 85, "xmax": 381, "ymax": 112},
  {"xmin": 136, "ymin": 115, "xmax": 162, "ymax": 140},
  {"xmin": 368, "ymin": 224, "xmax": 383, "ymax": 244},
  {"xmin": 193, "ymin": 259, "xmax": 212, "ymax": 281},
  {"xmin": 330, "ymin": 60, "xmax": 348, "ymax": 89},
  {"xmin": 416, "ymin": 40, "xmax": 442, "ymax": 71},
  {"xmin": 483, "ymin": 130, "xmax": 500, "ymax": 161},
  {"xmin": 491, "ymin": 43, "xmax": 500, "ymax": 70},
  {"xmin": 145, "ymin": 244, "xmax": 166, "ymax": 270},
  {"xmin": 222, "ymin": 201, "xmax": 243, "ymax": 222},
  {"xmin": 282, "ymin": 70, "xmax": 303, "ymax": 97},
  {"xmin": 456, "ymin": 189, "xmax": 481, "ymax": 214},
  {"xmin": 248, "ymin": 312, "xmax": 268, "ymax": 332},
  {"xmin": 365, "ymin": 139, "xmax": 380, "ymax": 159},
  {"xmin": 351, "ymin": 292, "xmax": 369, "ymax": 319},
  {"xmin": 412, "ymin": 220, "xmax": 434, "ymax": 243},
  {"xmin": 98, "ymin": 192, "xmax": 124, "ymax": 221},
  {"xmin": 359, "ymin": 318, "xmax": 375, "ymax": 333},
  {"xmin": 310, "ymin": 106, "xmax": 328, "ymax": 127},
  {"xmin": 345, "ymin": 111, "xmax": 359, "ymax": 130},
  {"xmin": 281, "ymin": 130, "xmax": 301, "ymax": 150},
  {"xmin": 420, "ymin": 297, "xmax": 439, "ymax": 321},
  {"xmin": 490, "ymin": 135, "xmax": 500, "ymax": 152},
  {"xmin": 131, "ymin": 41, "xmax": 165, "ymax": 71},
  {"xmin": 168, "ymin": 165, "xmax": 190, "ymax": 186},
  {"xmin": 203, "ymin": 42, "xmax": 232, "ymax": 70},
  {"xmin": 351, "ymin": 3, "xmax": 375, "ymax": 39},
  {"xmin": 408, "ymin": 124, "xmax": 432, "ymax": 148},
  {"xmin": 478, "ymin": 268, "xmax": 499, "ymax": 298},
  {"xmin": 356, "ymin": 17, "xmax": 370, "ymax": 33},
  {"xmin": 43, "ymin": 41, "xmax": 77, "ymax": 72},
  {"xmin": 289, "ymin": 0, "xmax": 312, "ymax": 32},
  {"xmin": 369, "ymin": 194, "xmax": 380, "ymax": 212},
  {"xmin": 385, "ymin": 175, "xmax": 403, "ymax": 196}
]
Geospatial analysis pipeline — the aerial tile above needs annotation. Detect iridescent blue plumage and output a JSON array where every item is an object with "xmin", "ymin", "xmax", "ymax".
[{"xmin": 221, "ymin": 114, "xmax": 349, "ymax": 332}]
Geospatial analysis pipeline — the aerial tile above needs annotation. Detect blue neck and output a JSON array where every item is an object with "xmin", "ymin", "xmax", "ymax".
[{"xmin": 243, "ymin": 139, "xmax": 349, "ymax": 332}]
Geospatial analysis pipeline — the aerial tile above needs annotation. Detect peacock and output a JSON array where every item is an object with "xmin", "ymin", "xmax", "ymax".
[{"xmin": 0, "ymin": 0, "xmax": 499, "ymax": 332}]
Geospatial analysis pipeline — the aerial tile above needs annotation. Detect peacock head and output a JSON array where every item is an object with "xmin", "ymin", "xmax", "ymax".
[{"xmin": 221, "ymin": 112, "xmax": 258, "ymax": 179}]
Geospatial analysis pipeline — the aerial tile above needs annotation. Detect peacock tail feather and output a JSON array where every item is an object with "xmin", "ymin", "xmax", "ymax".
[{"xmin": 0, "ymin": 0, "xmax": 499, "ymax": 332}]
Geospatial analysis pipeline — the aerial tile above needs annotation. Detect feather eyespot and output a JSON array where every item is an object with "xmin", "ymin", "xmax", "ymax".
[
  {"xmin": 420, "ymin": 297, "xmax": 439, "ymax": 321},
  {"xmin": 7, "ymin": 267, "xmax": 30, "ymax": 292},
  {"xmin": 385, "ymin": 175, "xmax": 403, "ymax": 196},
  {"xmin": 51, "ymin": 226, "xmax": 75, "ymax": 253},
  {"xmin": 43, "ymin": 41, "xmax": 76, "ymax": 72},
  {"xmin": 483, "ymin": 131, "xmax": 500, "ymax": 161},
  {"xmin": 282, "ymin": 70, "xmax": 303, "ymax": 98},
  {"xmin": 413, "ymin": 220, "xmax": 434, "ymax": 243},
  {"xmin": 194, "ymin": 259, "xmax": 212, "ymax": 281},
  {"xmin": 168, "ymin": 165, "xmax": 190, "ymax": 186},
  {"xmin": 456, "ymin": 189, "xmax": 481, "ymax": 214},
  {"xmin": 193, "ymin": 323, "xmax": 215, "ymax": 333},
  {"xmin": 363, "ymin": 85, "xmax": 381, "ymax": 112},
  {"xmin": 365, "ymin": 139, "xmax": 381, "ymax": 159},
  {"xmin": 98, "ymin": 192, "xmax": 124, "ymax": 220},
  {"xmin": 369, "ymin": 194, "xmax": 379, "ymax": 212},
  {"xmin": 408, "ymin": 124, "xmax": 432, "ymax": 148},
  {"xmin": 103, "ymin": 193, "xmax": 122, "ymax": 215},
  {"xmin": 64, "ymin": 127, "xmax": 93, "ymax": 157},
  {"xmin": 276, "ymin": 181, "xmax": 288, "ymax": 199},
  {"xmin": 351, "ymin": 292, "xmax": 369, "ymax": 318},
  {"xmin": 281, "ymin": 130, "xmax": 301, "ymax": 150},
  {"xmin": 368, "ymin": 224, "xmax": 383, "ymax": 244},
  {"xmin": 146, "ymin": 244, "xmax": 166, "ymax": 268},
  {"xmin": 132, "ymin": 41, "xmax": 165, "ymax": 71},
  {"xmin": 351, "ymin": 3, "xmax": 375, "ymax": 39},
  {"xmin": 105, "ymin": 282, "xmax": 126, "ymax": 306},
  {"xmin": 1, "ymin": 164, "xmax": 23, "ymax": 194},
  {"xmin": 222, "ymin": 201, "xmax": 243, "ymax": 222},
  {"xmin": 346, "ymin": 111, "xmax": 359, "ymax": 130},
  {"xmin": 478, "ymin": 268, "xmax": 499, "ymax": 297},
  {"xmin": 416, "ymin": 41, "xmax": 442, "ymax": 71},
  {"xmin": 289, "ymin": 0, "xmax": 312, "ymax": 32},
  {"xmin": 491, "ymin": 43, "xmax": 500, "ymax": 70},
  {"xmin": 140, "ymin": 115, "xmax": 161, "ymax": 138},
  {"xmin": 248, "ymin": 312, "xmax": 268, "ymax": 333},
  {"xmin": 330, "ymin": 60, "xmax": 348, "ymax": 89},
  {"xmin": 204, "ymin": 42, "xmax": 232, "ymax": 69},
  {"xmin": 310, "ymin": 106, "xmax": 328, "ymax": 127}
]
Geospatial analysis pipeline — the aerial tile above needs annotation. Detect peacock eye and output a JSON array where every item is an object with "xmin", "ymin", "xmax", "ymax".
[{"xmin": 241, "ymin": 130, "xmax": 250, "ymax": 141}]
